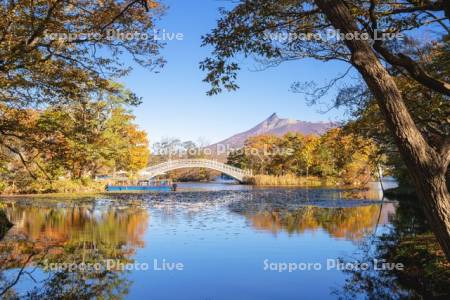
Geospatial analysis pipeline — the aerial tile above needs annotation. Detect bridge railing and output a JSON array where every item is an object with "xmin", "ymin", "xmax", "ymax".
[{"xmin": 141, "ymin": 159, "xmax": 252, "ymax": 178}]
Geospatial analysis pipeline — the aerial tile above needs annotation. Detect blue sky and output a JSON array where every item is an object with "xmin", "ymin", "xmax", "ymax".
[{"xmin": 120, "ymin": 0, "xmax": 351, "ymax": 144}]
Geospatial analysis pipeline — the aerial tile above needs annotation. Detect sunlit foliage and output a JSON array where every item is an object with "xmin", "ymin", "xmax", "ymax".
[
  {"xmin": 228, "ymin": 129, "xmax": 378, "ymax": 186},
  {"xmin": 0, "ymin": 86, "xmax": 150, "ymax": 193}
]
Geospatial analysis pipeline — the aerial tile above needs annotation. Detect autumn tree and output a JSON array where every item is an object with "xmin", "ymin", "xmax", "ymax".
[
  {"xmin": 0, "ymin": 86, "xmax": 150, "ymax": 189},
  {"xmin": 0, "ymin": 0, "xmax": 162, "ymax": 107},
  {"xmin": 201, "ymin": 0, "xmax": 450, "ymax": 259},
  {"xmin": 275, "ymin": 132, "xmax": 306, "ymax": 175},
  {"xmin": 104, "ymin": 107, "xmax": 150, "ymax": 175},
  {"xmin": 228, "ymin": 130, "xmax": 377, "ymax": 186},
  {"xmin": 300, "ymin": 135, "xmax": 319, "ymax": 178},
  {"xmin": 243, "ymin": 135, "xmax": 281, "ymax": 174},
  {"xmin": 0, "ymin": 0, "xmax": 163, "ymax": 155}
]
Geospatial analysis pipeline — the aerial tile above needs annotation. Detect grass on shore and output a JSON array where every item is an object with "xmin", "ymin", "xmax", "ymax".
[
  {"xmin": 245, "ymin": 174, "xmax": 340, "ymax": 187},
  {"xmin": 0, "ymin": 178, "xmax": 106, "ymax": 195}
]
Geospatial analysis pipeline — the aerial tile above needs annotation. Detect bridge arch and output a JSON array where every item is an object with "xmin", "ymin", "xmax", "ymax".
[{"xmin": 139, "ymin": 159, "xmax": 252, "ymax": 182}]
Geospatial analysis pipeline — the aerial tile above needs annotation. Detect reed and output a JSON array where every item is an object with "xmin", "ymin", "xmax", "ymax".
[{"xmin": 245, "ymin": 174, "xmax": 337, "ymax": 187}]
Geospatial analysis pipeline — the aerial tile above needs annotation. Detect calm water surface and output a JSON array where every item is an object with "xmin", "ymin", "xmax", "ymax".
[{"xmin": 0, "ymin": 181, "xmax": 400, "ymax": 299}]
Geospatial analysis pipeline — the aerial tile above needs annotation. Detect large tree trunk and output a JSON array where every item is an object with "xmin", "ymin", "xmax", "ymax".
[{"xmin": 315, "ymin": 0, "xmax": 450, "ymax": 259}]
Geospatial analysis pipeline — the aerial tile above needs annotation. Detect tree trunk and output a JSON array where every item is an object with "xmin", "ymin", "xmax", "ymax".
[
  {"xmin": 443, "ymin": 0, "xmax": 450, "ymax": 21},
  {"xmin": 315, "ymin": 0, "xmax": 450, "ymax": 259}
]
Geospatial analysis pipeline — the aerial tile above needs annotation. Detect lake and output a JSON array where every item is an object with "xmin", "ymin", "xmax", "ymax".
[{"xmin": 0, "ymin": 180, "xmax": 408, "ymax": 299}]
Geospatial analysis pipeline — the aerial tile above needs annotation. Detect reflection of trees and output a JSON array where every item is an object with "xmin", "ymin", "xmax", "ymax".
[
  {"xmin": 4, "ymin": 206, "xmax": 148, "ymax": 259},
  {"xmin": 246, "ymin": 205, "xmax": 385, "ymax": 240},
  {"xmin": 26, "ymin": 266, "xmax": 131, "ymax": 299},
  {"xmin": 0, "ymin": 205, "xmax": 149, "ymax": 298},
  {"xmin": 335, "ymin": 198, "xmax": 450, "ymax": 299},
  {"xmin": 1, "ymin": 261, "xmax": 132, "ymax": 300}
]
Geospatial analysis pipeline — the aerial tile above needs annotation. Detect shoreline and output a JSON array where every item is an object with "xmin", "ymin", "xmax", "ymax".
[
  {"xmin": 384, "ymin": 186, "xmax": 417, "ymax": 198},
  {"xmin": 0, "ymin": 192, "xmax": 105, "ymax": 198},
  {"xmin": 0, "ymin": 209, "xmax": 13, "ymax": 240},
  {"xmin": 0, "ymin": 183, "xmax": 378, "ymax": 198}
]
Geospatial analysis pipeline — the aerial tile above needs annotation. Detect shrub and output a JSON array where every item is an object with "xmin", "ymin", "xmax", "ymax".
[{"xmin": 14, "ymin": 178, "xmax": 105, "ymax": 194}]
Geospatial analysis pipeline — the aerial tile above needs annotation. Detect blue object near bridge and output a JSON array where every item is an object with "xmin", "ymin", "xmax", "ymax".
[
  {"xmin": 106, "ymin": 179, "xmax": 175, "ymax": 192},
  {"xmin": 106, "ymin": 185, "xmax": 173, "ymax": 192}
]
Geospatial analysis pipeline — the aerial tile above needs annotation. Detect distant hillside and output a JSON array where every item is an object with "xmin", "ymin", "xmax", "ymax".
[{"xmin": 207, "ymin": 113, "xmax": 337, "ymax": 153}]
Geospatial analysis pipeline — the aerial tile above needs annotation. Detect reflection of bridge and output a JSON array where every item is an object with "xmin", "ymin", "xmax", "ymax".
[{"xmin": 139, "ymin": 159, "xmax": 253, "ymax": 182}]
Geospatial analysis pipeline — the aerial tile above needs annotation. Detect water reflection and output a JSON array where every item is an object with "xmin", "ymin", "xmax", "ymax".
[
  {"xmin": 6, "ymin": 205, "xmax": 148, "ymax": 246},
  {"xmin": 0, "ymin": 204, "xmax": 148, "ymax": 298},
  {"xmin": 335, "ymin": 197, "xmax": 450, "ymax": 299},
  {"xmin": 243, "ymin": 205, "xmax": 395, "ymax": 240},
  {"xmin": 224, "ymin": 188, "xmax": 395, "ymax": 241},
  {"xmin": 0, "ymin": 186, "xmax": 396, "ymax": 299},
  {"xmin": 2, "ymin": 205, "xmax": 149, "ymax": 258}
]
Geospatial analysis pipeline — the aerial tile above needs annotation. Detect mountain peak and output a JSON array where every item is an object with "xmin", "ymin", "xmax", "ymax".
[
  {"xmin": 267, "ymin": 113, "xmax": 279, "ymax": 120},
  {"xmin": 207, "ymin": 114, "xmax": 336, "ymax": 155}
]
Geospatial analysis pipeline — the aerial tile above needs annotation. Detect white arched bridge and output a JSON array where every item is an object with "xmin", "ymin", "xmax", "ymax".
[{"xmin": 139, "ymin": 159, "xmax": 253, "ymax": 182}]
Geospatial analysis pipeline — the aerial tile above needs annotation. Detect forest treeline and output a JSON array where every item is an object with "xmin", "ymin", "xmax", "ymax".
[
  {"xmin": 0, "ymin": 85, "xmax": 150, "ymax": 194},
  {"xmin": 227, "ymin": 128, "xmax": 379, "ymax": 187}
]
